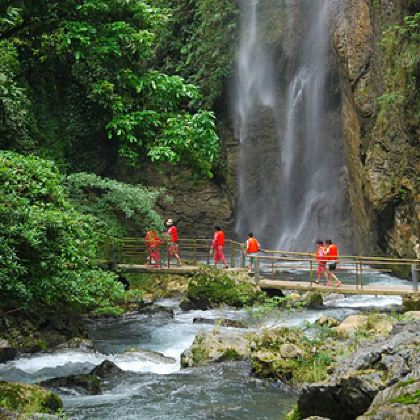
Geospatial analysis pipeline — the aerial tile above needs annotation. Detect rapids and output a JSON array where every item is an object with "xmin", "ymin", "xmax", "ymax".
[{"xmin": 0, "ymin": 270, "xmax": 407, "ymax": 419}]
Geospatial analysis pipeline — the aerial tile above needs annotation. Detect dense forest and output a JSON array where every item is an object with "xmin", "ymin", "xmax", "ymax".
[{"xmin": 0, "ymin": 0, "xmax": 237, "ymax": 315}]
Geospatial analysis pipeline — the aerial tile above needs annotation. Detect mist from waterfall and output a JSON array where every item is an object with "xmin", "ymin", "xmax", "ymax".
[{"xmin": 234, "ymin": 0, "xmax": 350, "ymax": 252}]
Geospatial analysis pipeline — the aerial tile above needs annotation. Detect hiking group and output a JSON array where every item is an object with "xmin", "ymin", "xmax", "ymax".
[
  {"xmin": 145, "ymin": 220, "xmax": 341, "ymax": 288},
  {"xmin": 313, "ymin": 239, "xmax": 341, "ymax": 288},
  {"xmin": 145, "ymin": 218, "xmax": 181, "ymax": 268}
]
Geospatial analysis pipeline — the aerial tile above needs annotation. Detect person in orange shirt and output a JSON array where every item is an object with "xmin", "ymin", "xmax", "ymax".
[
  {"xmin": 314, "ymin": 239, "xmax": 328, "ymax": 285},
  {"xmin": 325, "ymin": 239, "xmax": 341, "ymax": 288},
  {"xmin": 145, "ymin": 229, "xmax": 161, "ymax": 268},
  {"xmin": 211, "ymin": 226, "xmax": 227, "ymax": 269},
  {"xmin": 166, "ymin": 219, "xmax": 182, "ymax": 266},
  {"xmin": 244, "ymin": 232, "xmax": 260, "ymax": 271}
]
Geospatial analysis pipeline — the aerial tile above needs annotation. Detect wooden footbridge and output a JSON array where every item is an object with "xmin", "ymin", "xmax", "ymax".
[{"xmin": 98, "ymin": 238, "xmax": 420, "ymax": 297}]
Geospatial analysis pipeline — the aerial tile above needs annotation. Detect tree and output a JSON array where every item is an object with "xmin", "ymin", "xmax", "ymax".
[{"xmin": 0, "ymin": 1, "xmax": 219, "ymax": 176}]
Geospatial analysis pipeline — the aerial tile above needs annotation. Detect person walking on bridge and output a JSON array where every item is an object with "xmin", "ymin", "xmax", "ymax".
[
  {"xmin": 145, "ymin": 229, "xmax": 161, "ymax": 268},
  {"xmin": 325, "ymin": 239, "xmax": 341, "ymax": 288},
  {"xmin": 166, "ymin": 219, "xmax": 182, "ymax": 266},
  {"xmin": 314, "ymin": 239, "xmax": 328, "ymax": 286},
  {"xmin": 211, "ymin": 226, "xmax": 228, "ymax": 269},
  {"xmin": 244, "ymin": 232, "xmax": 260, "ymax": 271}
]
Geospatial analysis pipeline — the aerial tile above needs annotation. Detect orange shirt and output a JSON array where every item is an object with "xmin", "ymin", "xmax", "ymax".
[
  {"xmin": 247, "ymin": 238, "xmax": 259, "ymax": 253},
  {"xmin": 167, "ymin": 226, "xmax": 178, "ymax": 242},
  {"xmin": 316, "ymin": 246, "xmax": 326, "ymax": 263},
  {"xmin": 214, "ymin": 230, "xmax": 225, "ymax": 246},
  {"xmin": 327, "ymin": 244, "xmax": 338, "ymax": 260}
]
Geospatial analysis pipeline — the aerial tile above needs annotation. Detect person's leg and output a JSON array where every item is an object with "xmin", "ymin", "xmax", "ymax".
[{"xmin": 220, "ymin": 246, "xmax": 227, "ymax": 269}]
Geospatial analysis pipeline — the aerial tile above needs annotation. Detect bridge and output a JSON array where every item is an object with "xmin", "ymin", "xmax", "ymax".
[{"xmin": 98, "ymin": 237, "xmax": 420, "ymax": 297}]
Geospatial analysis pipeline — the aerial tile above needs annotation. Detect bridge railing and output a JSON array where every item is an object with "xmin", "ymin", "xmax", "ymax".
[
  {"xmin": 251, "ymin": 251, "xmax": 419, "ymax": 291},
  {"xmin": 97, "ymin": 237, "xmax": 419, "ymax": 291}
]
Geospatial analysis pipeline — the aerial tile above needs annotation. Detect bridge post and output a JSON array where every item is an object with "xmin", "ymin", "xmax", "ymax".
[
  {"xmin": 230, "ymin": 241, "xmax": 235, "ymax": 269},
  {"xmin": 241, "ymin": 247, "xmax": 245, "ymax": 268},
  {"xmin": 255, "ymin": 257, "xmax": 260, "ymax": 283},
  {"xmin": 193, "ymin": 239, "xmax": 197, "ymax": 263},
  {"xmin": 109, "ymin": 243, "xmax": 119, "ymax": 272},
  {"xmin": 412, "ymin": 264, "xmax": 418, "ymax": 292}
]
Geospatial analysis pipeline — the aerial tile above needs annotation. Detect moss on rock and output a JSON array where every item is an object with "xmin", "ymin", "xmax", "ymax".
[
  {"xmin": 0, "ymin": 381, "xmax": 62, "ymax": 416},
  {"xmin": 181, "ymin": 266, "xmax": 263, "ymax": 310}
]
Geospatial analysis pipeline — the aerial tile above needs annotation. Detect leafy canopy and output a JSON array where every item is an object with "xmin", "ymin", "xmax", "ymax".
[
  {"xmin": 65, "ymin": 172, "xmax": 168, "ymax": 237},
  {"xmin": 1, "ymin": 1, "xmax": 219, "ymax": 176}
]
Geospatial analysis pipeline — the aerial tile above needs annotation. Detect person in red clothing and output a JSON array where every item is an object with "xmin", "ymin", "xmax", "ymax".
[
  {"xmin": 145, "ymin": 229, "xmax": 161, "ymax": 268},
  {"xmin": 244, "ymin": 232, "xmax": 260, "ymax": 271},
  {"xmin": 314, "ymin": 239, "xmax": 328, "ymax": 285},
  {"xmin": 211, "ymin": 226, "xmax": 227, "ymax": 269},
  {"xmin": 325, "ymin": 239, "xmax": 341, "ymax": 287},
  {"xmin": 166, "ymin": 219, "xmax": 182, "ymax": 266}
]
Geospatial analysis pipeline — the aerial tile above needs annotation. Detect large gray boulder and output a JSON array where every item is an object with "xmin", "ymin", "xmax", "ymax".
[
  {"xmin": 298, "ymin": 320, "xmax": 420, "ymax": 420},
  {"xmin": 181, "ymin": 330, "xmax": 251, "ymax": 368}
]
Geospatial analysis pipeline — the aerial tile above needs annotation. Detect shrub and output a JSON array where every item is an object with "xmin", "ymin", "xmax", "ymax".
[{"xmin": 0, "ymin": 151, "xmax": 124, "ymax": 312}]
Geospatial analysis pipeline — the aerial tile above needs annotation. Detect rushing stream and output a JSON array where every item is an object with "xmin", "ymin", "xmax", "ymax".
[{"xmin": 0, "ymin": 271, "xmax": 408, "ymax": 419}]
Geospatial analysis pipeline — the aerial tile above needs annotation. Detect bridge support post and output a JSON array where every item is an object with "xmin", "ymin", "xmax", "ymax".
[
  {"xmin": 230, "ymin": 241, "xmax": 235, "ymax": 269},
  {"xmin": 412, "ymin": 264, "xmax": 418, "ymax": 292},
  {"xmin": 109, "ymin": 243, "xmax": 118, "ymax": 272},
  {"xmin": 255, "ymin": 257, "xmax": 260, "ymax": 283}
]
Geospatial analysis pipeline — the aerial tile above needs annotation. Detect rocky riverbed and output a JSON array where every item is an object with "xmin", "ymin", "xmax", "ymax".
[{"xmin": 0, "ymin": 268, "xmax": 418, "ymax": 419}]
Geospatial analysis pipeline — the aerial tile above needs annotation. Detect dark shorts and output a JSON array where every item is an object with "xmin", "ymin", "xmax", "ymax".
[{"xmin": 328, "ymin": 262, "xmax": 336, "ymax": 271}]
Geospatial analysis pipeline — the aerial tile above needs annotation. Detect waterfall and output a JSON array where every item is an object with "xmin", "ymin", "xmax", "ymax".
[{"xmin": 234, "ymin": 0, "xmax": 351, "ymax": 252}]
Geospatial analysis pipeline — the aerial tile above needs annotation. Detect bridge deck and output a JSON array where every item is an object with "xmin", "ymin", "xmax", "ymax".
[
  {"xmin": 259, "ymin": 280, "xmax": 416, "ymax": 296},
  {"xmin": 117, "ymin": 264, "xmax": 417, "ymax": 296}
]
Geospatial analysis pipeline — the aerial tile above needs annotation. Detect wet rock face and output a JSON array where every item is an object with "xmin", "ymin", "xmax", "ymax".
[
  {"xmin": 297, "ymin": 320, "xmax": 420, "ymax": 419},
  {"xmin": 0, "ymin": 339, "xmax": 17, "ymax": 363},
  {"xmin": 331, "ymin": 0, "xmax": 419, "ymax": 258},
  {"xmin": 90, "ymin": 360, "xmax": 124, "ymax": 378},
  {"xmin": 357, "ymin": 374, "xmax": 420, "ymax": 420},
  {"xmin": 40, "ymin": 374, "xmax": 102, "ymax": 396}
]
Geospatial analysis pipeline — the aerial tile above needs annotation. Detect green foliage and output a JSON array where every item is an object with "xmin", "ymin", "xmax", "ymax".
[
  {"xmin": 389, "ymin": 390, "xmax": 420, "ymax": 405},
  {"xmin": 36, "ymin": 0, "xmax": 219, "ymax": 174},
  {"xmin": 0, "ymin": 0, "xmax": 220, "ymax": 176},
  {"xmin": 65, "ymin": 172, "xmax": 168, "ymax": 236},
  {"xmin": 0, "ymin": 40, "xmax": 31, "ymax": 150},
  {"xmin": 187, "ymin": 266, "xmax": 261, "ymax": 308},
  {"xmin": 157, "ymin": 0, "xmax": 239, "ymax": 108},
  {"xmin": 0, "ymin": 151, "xmax": 124, "ymax": 312}
]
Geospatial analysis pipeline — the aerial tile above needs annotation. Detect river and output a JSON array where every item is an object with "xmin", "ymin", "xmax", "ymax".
[{"xmin": 0, "ymin": 272, "xmax": 408, "ymax": 419}]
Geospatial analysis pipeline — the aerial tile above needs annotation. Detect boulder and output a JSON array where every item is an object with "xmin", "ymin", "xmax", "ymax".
[
  {"xmin": 40, "ymin": 374, "xmax": 101, "ymax": 395},
  {"xmin": 297, "ymin": 320, "xmax": 420, "ymax": 419},
  {"xmin": 121, "ymin": 349, "xmax": 176, "ymax": 364},
  {"xmin": 180, "ymin": 298, "xmax": 208, "ymax": 311},
  {"xmin": 192, "ymin": 318, "xmax": 247, "ymax": 328},
  {"xmin": 316, "ymin": 316, "xmax": 339, "ymax": 328},
  {"xmin": 0, "ymin": 381, "xmax": 62, "ymax": 416},
  {"xmin": 357, "ymin": 375, "xmax": 419, "ymax": 419},
  {"xmin": 0, "ymin": 339, "xmax": 17, "ymax": 363},
  {"xmin": 402, "ymin": 310, "xmax": 420, "ymax": 321},
  {"xmin": 367, "ymin": 313, "xmax": 394, "ymax": 336},
  {"xmin": 279, "ymin": 343, "xmax": 304, "ymax": 359},
  {"xmin": 180, "ymin": 330, "xmax": 250, "ymax": 368},
  {"xmin": 90, "ymin": 360, "xmax": 124, "ymax": 378},
  {"xmin": 403, "ymin": 294, "xmax": 420, "ymax": 312},
  {"xmin": 334, "ymin": 314, "xmax": 368, "ymax": 336},
  {"xmin": 55, "ymin": 337, "xmax": 95, "ymax": 352}
]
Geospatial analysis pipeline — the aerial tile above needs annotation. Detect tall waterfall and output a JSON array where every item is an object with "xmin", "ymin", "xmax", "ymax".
[{"xmin": 234, "ymin": 0, "xmax": 351, "ymax": 252}]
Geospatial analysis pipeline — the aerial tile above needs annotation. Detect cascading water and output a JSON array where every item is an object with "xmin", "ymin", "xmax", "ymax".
[{"xmin": 234, "ymin": 0, "xmax": 351, "ymax": 252}]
